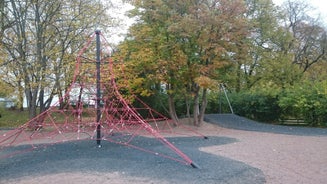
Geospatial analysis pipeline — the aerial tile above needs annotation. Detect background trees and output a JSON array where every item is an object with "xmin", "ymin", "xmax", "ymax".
[
  {"xmin": 119, "ymin": 0, "xmax": 326, "ymax": 126},
  {"xmin": 119, "ymin": 0, "xmax": 249, "ymax": 126},
  {"xmin": 0, "ymin": 0, "xmax": 114, "ymax": 118},
  {"xmin": 281, "ymin": 0, "xmax": 326, "ymax": 72},
  {"xmin": 0, "ymin": 0, "xmax": 326, "ymax": 126}
]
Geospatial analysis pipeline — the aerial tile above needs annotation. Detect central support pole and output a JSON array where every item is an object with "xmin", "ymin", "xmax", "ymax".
[{"xmin": 95, "ymin": 30, "xmax": 102, "ymax": 147}]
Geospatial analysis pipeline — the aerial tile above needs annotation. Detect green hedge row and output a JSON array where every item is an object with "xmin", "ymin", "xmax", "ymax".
[
  {"xmin": 206, "ymin": 81, "xmax": 327, "ymax": 127},
  {"xmin": 278, "ymin": 81, "xmax": 327, "ymax": 126},
  {"xmin": 230, "ymin": 92, "xmax": 281, "ymax": 123}
]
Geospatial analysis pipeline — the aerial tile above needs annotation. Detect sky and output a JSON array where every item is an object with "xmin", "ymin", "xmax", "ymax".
[
  {"xmin": 108, "ymin": 0, "xmax": 327, "ymax": 44},
  {"xmin": 273, "ymin": 0, "xmax": 327, "ymax": 25},
  {"xmin": 107, "ymin": 0, "xmax": 135, "ymax": 44}
]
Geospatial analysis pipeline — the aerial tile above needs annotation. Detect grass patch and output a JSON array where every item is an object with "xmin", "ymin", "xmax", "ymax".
[
  {"xmin": 0, "ymin": 108, "xmax": 29, "ymax": 128},
  {"xmin": 0, "ymin": 107, "xmax": 96, "ymax": 128}
]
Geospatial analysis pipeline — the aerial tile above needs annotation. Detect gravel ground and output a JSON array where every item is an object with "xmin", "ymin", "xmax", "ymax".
[
  {"xmin": 0, "ymin": 114, "xmax": 326, "ymax": 184},
  {"xmin": 0, "ymin": 136, "xmax": 265, "ymax": 184},
  {"xmin": 205, "ymin": 114, "xmax": 327, "ymax": 136}
]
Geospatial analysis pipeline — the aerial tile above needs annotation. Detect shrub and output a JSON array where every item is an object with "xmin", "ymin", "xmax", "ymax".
[
  {"xmin": 230, "ymin": 91, "xmax": 281, "ymax": 122},
  {"xmin": 278, "ymin": 81, "xmax": 327, "ymax": 127},
  {"xmin": 206, "ymin": 90, "xmax": 234, "ymax": 114},
  {"xmin": 205, "ymin": 81, "xmax": 327, "ymax": 127}
]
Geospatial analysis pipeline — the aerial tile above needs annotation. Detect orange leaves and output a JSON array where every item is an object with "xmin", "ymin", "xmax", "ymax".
[
  {"xmin": 194, "ymin": 75, "xmax": 217, "ymax": 89},
  {"xmin": 118, "ymin": 0, "xmax": 250, "ymax": 98}
]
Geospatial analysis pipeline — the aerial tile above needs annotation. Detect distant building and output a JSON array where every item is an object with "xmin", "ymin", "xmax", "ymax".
[{"xmin": 0, "ymin": 98, "xmax": 15, "ymax": 108}]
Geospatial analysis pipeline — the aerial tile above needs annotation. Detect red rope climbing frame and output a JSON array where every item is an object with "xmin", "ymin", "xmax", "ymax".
[{"xmin": 0, "ymin": 31, "xmax": 205, "ymax": 167}]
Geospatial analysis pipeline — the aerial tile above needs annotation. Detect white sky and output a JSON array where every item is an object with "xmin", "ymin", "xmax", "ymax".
[
  {"xmin": 273, "ymin": 0, "xmax": 327, "ymax": 25},
  {"xmin": 107, "ymin": 0, "xmax": 135, "ymax": 44},
  {"xmin": 108, "ymin": 0, "xmax": 327, "ymax": 44}
]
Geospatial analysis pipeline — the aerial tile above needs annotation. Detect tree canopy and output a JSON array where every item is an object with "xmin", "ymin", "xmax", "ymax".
[
  {"xmin": 118, "ymin": 0, "xmax": 249, "ymax": 125},
  {"xmin": 118, "ymin": 0, "xmax": 326, "ymax": 125},
  {"xmin": 0, "ymin": 0, "xmax": 115, "ymax": 117},
  {"xmin": 0, "ymin": 0, "xmax": 326, "ymax": 126}
]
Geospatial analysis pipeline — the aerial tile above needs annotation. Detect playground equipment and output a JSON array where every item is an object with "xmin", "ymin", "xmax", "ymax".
[
  {"xmin": 0, "ymin": 31, "xmax": 205, "ymax": 168},
  {"xmin": 218, "ymin": 83, "xmax": 234, "ymax": 114}
]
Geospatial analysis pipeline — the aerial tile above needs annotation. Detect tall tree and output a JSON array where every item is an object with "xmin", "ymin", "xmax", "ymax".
[
  {"xmin": 228, "ymin": 0, "xmax": 318, "ymax": 91},
  {"xmin": 281, "ymin": 0, "xmax": 326, "ymax": 72},
  {"xmin": 0, "ymin": 0, "xmax": 30, "ymax": 111},
  {"xmin": 120, "ymin": 0, "xmax": 249, "ymax": 126},
  {"xmin": 0, "ymin": 0, "xmax": 113, "ymax": 118},
  {"xmin": 172, "ymin": 0, "xmax": 249, "ymax": 126}
]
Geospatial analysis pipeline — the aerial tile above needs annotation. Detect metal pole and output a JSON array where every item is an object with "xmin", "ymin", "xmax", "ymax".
[
  {"xmin": 219, "ymin": 84, "xmax": 222, "ymax": 113},
  {"xmin": 95, "ymin": 30, "xmax": 102, "ymax": 147},
  {"xmin": 221, "ymin": 84, "xmax": 234, "ymax": 114}
]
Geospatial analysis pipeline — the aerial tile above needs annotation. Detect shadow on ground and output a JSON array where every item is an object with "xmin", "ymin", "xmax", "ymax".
[{"xmin": 0, "ymin": 136, "xmax": 265, "ymax": 184}]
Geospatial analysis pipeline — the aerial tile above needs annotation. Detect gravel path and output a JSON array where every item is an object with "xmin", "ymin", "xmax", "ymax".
[
  {"xmin": 205, "ymin": 114, "xmax": 327, "ymax": 136},
  {"xmin": 204, "ymin": 114, "xmax": 327, "ymax": 184},
  {"xmin": 0, "ymin": 114, "xmax": 326, "ymax": 184}
]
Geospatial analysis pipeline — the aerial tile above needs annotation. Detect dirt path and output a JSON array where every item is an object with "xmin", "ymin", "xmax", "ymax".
[{"xmin": 199, "ymin": 123, "xmax": 327, "ymax": 184}]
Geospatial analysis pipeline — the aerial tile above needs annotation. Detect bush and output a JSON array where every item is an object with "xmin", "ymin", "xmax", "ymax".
[
  {"xmin": 279, "ymin": 81, "xmax": 327, "ymax": 127},
  {"xmin": 230, "ymin": 91, "xmax": 281, "ymax": 122},
  {"xmin": 205, "ymin": 88, "xmax": 281, "ymax": 122},
  {"xmin": 206, "ymin": 90, "xmax": 234, "ymax": 114},
  {"xmin": 205, "ymin": 81, "xmax": 327, "ymax": 127}
]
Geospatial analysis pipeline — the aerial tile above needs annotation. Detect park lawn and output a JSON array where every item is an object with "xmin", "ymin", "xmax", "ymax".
[
  {"xmin": 0, "ymin": 108, "xmax": 94, "ymax": 128},
  {"xmin": 0, "ymin": 108, "xmax": 29, "ymax": 128}
]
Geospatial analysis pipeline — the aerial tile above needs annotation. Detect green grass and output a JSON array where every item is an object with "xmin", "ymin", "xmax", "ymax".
[
  {"xmin": 0, "ymin": 108, "xmax": 29, "ymax": 128},
  {"xmin": 0, "ymin": 107, "xmax": 96, "ymax": 128}
]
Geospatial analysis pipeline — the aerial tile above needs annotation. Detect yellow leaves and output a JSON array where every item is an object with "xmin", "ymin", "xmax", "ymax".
[
  {"xmin": 133, "ymin": 77, "xmax": 145, "ymax": 86},
  {"xmin": 139, "ymin": 89, "xmax": 152, "ymax": 97},
  {"xmin": 117, "ymin": 0, "xmax": 249, "ymax": 99},
  {"xmin": 128, "ymin": 77, "xmax": 153, "ymax": 97},
  {"xmin": 0, "ymin": 80, "xmax": 14, "ymax": 97},
  {"xmin": 194, "ymin": 75, "xmax": 217, "ymax": 89}
]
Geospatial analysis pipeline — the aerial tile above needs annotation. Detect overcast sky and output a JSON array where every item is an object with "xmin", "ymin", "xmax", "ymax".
[
  {"xmin": 273, "ymin": 0, "xmax": 327, "ymax": 25},
  {"xmin": 108, "ymin": 0, "xmax": 327, "ymax": 44},
  {"xmin": 107, "ymin": 0, "xmax": 134, "ymax": 44}
]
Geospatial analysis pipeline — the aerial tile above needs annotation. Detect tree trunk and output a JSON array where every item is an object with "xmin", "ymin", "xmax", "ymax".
[
  {"xmin": 27, "ymin": 88, "xmax": 38, "ymax": 119},
  {"xmin": 39, "ymin": 88, "xmax": 45, "ymax": 114},
  {"xmin": 236, "ymin": 63, "xmax": 242, "ymax": 92},
  {"xmin": 17, "ymin": 80, "xmax": 24, "ymax": 111},
  {"xmin": 197, "ymin": 88, "xmax": 208, "ymax": 127},
  {"xmin": 168, "ymin": 94, "xmax": 179, "ymax": 126},
  {"xmin": 185, "ymin": 96, "xmax": 192, "ymax": 124},
  {"xmin": 58, "ymin": 90, "xmax": 65, "ymax": 110},
  {"xmin": 193, "ymin": 89, "xmax": 200, "ymax": 126}
]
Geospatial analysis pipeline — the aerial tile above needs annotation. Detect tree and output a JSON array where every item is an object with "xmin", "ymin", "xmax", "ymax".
[
  {"xmin": 226, "ymin": 0, "xmax": 295, "ymax": 91},
  {"xmin": 281, "ymin": 0, "xmax": 326, "ymax": 72},
  {"xmin": 173, "ymin": 0, "xmax": 249, "ymax": 126},
  {"xmin": 0, "ymin": 79, "xmax": 14, "ymax": 98},
  {"xmin": 120, "ymin": 0, "xmax": 249, "ymax": 126},
  {"xmin": 0, "ymin": 0, "xmax": 113, "ymax": 118},
  {"xmin": 227, "ymin": 0, "xmax": 326, "ymax": 92}
]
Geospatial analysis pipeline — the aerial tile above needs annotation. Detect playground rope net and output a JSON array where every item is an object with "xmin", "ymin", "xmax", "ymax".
[{"xmin": 0, "ymin": 31, "xmax": 205, "ymax": 167}]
